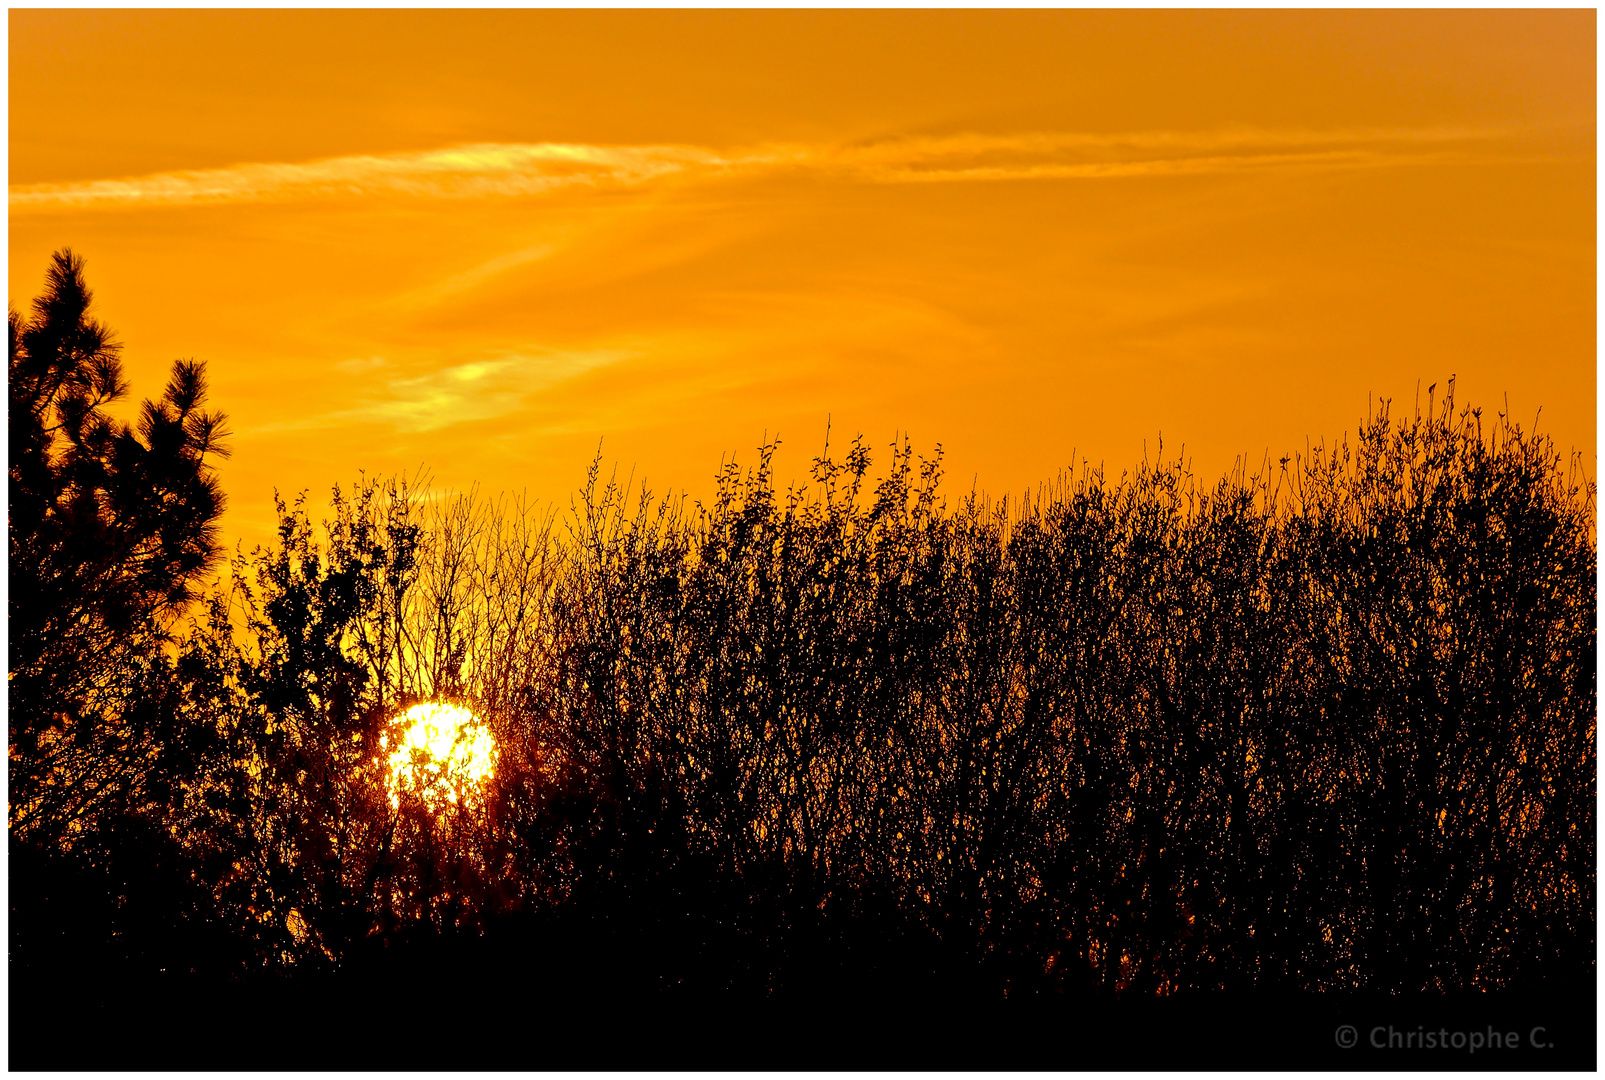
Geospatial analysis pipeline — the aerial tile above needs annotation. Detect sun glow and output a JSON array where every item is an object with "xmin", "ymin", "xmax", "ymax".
[{"xmin": 382, "ymin": 703, "xmax": 499, "ymax": 811}]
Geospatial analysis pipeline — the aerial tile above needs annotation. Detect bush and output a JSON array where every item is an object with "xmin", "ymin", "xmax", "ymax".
[{"xmin": 153, "ymin": 381, "xmax": 1593, "ymax": 998}]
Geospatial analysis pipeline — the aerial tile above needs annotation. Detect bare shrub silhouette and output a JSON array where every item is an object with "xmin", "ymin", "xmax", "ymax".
[
  {"xmin": 14, "ymin": 253, "xmax": 1590, "ymax": 1067},
  {"xmin": 132, "ymin": 383, "xmax": 1592, "ymax": 1004}
]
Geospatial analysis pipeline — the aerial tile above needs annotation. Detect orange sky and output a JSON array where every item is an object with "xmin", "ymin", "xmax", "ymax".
[{"xmin": 10, "ymin": 10, "xmax": 1595, "ymax": 551}]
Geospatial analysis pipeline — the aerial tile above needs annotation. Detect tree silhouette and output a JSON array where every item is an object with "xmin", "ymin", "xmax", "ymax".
[
  {"xmin": 6, "ymin": 248, "xmax": 1594, "ymax": 1069},
  {"xmin": 9, "ymin": 248, "xmax": 230, "ymax": 847}
]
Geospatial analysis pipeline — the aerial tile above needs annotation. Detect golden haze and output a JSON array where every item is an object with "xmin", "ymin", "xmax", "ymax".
[{"xmin": 9, "ymin": 10, "xmax": 1595, "ymax": 551}]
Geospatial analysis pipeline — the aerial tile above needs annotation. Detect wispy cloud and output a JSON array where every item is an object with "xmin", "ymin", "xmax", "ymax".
[
  {"xmin": 388, "ymin": 243, "xmax": 559, "ymax": 311},
  {"xmin": 8, "ymin": 143, "xmax": 767, "ymax": 211},
  {"xmin": 827, "ymin": 126, "xmax": 1506, "ymax": 183},
  {"xmin": 250, "ymin": 348, "xmax": 634, "ymax": 436},
  {"xmin": 11, "ymin": 126, "xmax": 1515, "ymax": 212}
]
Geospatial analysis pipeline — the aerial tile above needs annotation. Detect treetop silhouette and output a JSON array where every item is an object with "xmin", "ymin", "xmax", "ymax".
[{"xmin": 9, "ymin": 248, "xmax": 231, "ymax": 846}]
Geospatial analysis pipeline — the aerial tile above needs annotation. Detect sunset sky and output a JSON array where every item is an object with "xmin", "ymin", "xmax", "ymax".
[{"xmin": 10, "ymin": 10, "xmax": 1595, "ymax": 551}]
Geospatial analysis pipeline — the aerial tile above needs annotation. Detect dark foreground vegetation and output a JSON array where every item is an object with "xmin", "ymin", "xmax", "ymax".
[{"xmin": 10, "ymin": 253, "xmax": 1597, "ymax": 1068}]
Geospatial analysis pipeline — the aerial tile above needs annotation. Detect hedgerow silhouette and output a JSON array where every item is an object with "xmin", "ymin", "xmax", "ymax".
[
  {"xmin": 7, "ymin": 255, "xmax": 1594, "ymax": 1010},
  {"xmin": 74, "ymin": 381, "xmax": 1581, "ymax": 1001}
]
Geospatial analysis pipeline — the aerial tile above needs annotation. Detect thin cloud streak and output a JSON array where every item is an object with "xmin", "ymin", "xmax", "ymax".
[
  {"xmin": 8, "ymin": 143, "xmax": 758, "ymax": 210},
  {"xmin": 836, "ymin": 124, "xmax": 1505, "ymax": 161},
  {"xmin": 402, "ymin": 243, "xmax": 558, "ymax": 309},
  {"xmin": 10, "ymin": 126, "xmax": 1518, "ymax": 212},
  {"xmin": 861, "ymin": 150, "xmax": 1423, "ymax": 184},
  {"xmin": 247, "ymin": 348, "xmax": 636, "ymax": 436}
]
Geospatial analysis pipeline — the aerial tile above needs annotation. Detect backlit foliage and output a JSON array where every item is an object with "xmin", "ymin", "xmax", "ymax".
[{"xmin": 12, "ymin": 327, "xmax": 1594, "ymax": 998}]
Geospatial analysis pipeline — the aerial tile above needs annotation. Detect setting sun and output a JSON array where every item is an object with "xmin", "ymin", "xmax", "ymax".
[{"xmin": 382, "ymin": 703, "xmax": 499, "ymax": 812}]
